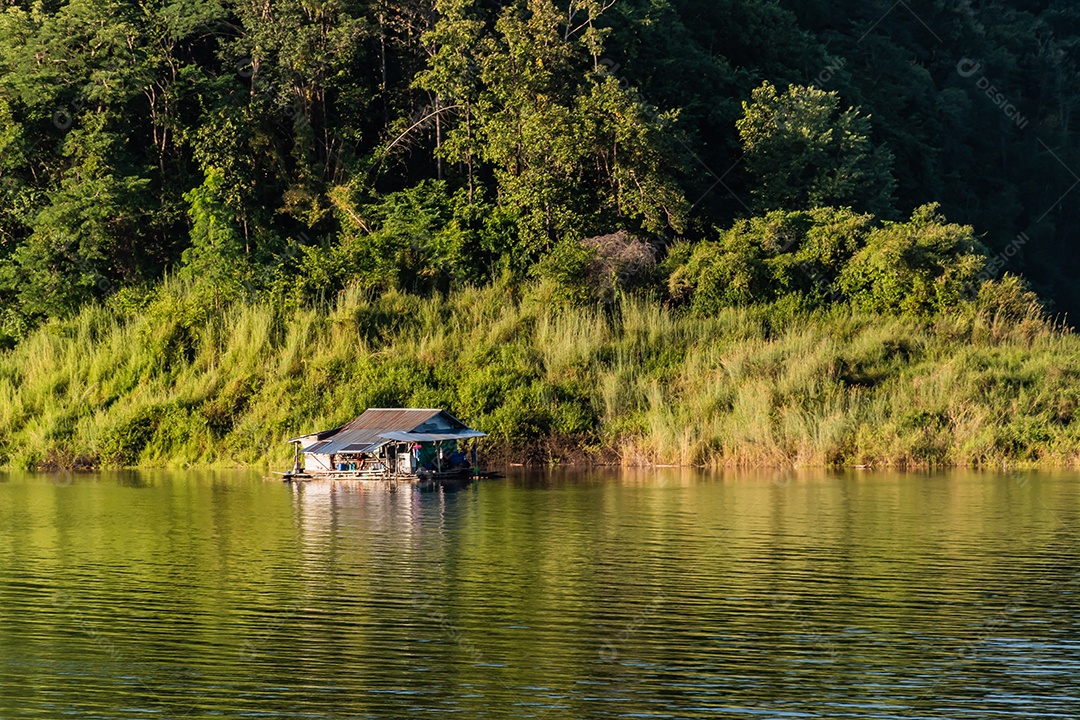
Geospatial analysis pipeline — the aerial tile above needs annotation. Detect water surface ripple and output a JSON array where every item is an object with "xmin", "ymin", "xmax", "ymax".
[{"xmin": 0, "ymin": 469, "xmax": 1077, "ymax": 718}]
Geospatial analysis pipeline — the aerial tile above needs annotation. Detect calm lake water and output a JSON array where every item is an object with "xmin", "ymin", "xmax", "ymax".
[{"xmin": 0, "ymin": 468, "xmax": 1077, "ymax": 718}]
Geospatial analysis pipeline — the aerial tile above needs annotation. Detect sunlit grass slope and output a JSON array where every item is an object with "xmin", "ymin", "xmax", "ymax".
[{"xmin": 1, "ymin": 277, "xmax": 1077, "ymax": 469}]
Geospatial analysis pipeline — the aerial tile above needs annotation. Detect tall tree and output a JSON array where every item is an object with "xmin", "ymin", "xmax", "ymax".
[
  {"xmin": 180, "ymin": 167, "xmax": 249, "ymax": 308},
  {"xmin": 416, "ymin": 0, "xmax": 687, "ymax": 264},
  {"xmin": 737, "ymin": 81, "xmax": 896, "ymax": 216}
]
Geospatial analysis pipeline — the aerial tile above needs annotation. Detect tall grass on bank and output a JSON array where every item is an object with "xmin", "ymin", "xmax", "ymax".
[{"xmin": 0, "ymin": 276, "xmax": 1076, "ymax": 469}]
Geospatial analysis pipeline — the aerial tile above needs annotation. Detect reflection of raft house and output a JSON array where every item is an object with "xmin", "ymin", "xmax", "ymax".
[{"xmin": 287, "ymin": 408, "xmax": 488, "ymax": 481}]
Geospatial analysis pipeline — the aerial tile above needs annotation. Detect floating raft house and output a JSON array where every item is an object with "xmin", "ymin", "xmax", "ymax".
[{"xmin": 285, "ymin": 408, "xmax": 489, "ymax": 482}]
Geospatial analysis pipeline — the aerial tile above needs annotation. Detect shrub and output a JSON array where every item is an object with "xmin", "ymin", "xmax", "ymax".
[
  {"xmin": 532, "ymin": 237, "xmax": 598, "ymax": 305},
  {"xmin": 99, "ymin": 405, "xmax": 168, "ymax": 466},
  {"xmin": 533, "ymin": 231, "xmax": 661, "ymax": 305},
  {"xmin": 837, "ymin": 204, "xmax": 987, "ymax": 314}
]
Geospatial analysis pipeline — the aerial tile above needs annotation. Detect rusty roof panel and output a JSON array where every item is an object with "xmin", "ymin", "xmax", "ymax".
[{"xmin": 342, "ymin": 408, "xmax": 444, "ymax": 432}]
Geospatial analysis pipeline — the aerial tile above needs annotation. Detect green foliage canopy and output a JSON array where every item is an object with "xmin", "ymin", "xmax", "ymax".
[
  {"xmin": 0, "ymin": 0, "xmax": 1076, "ymax": 343},
  {"xmin": 737, "ymin": 81, "xmax": 896, "ymax": 216}
]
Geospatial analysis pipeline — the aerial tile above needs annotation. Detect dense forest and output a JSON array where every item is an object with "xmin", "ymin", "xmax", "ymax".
[
  {"xmin": 2, "ymin": 0, "xmax": 1080, "ymax": 334},
  {"xmin": 3, "ymin": 0, "xmax": 1080, "ymax": 468}
]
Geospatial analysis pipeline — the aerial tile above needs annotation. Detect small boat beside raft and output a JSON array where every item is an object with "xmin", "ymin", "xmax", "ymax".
[{"xmin": 278, "ymin": 408, "xmax": 501, "ymax": 485}]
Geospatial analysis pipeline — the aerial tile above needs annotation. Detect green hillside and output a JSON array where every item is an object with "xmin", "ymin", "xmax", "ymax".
[{"xmin": 2, "ymin": 0, "xmax": 1080, "ymax": 467}]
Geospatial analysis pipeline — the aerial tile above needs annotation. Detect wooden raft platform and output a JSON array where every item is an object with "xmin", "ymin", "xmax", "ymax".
[{"xmin": 272, "ymin": 469, "xmax": 503, "ymax": 490}]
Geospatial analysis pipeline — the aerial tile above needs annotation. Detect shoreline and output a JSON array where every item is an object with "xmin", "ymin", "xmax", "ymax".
[{"xmin": 17, "ymin": 445, "xmax": 1080, "ymax": 474}]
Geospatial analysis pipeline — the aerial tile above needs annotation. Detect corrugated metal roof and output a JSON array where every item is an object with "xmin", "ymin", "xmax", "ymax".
[
  {"xmin": 304, "ymin": 440, "xmax": 384, "ymax": 455},
  {"xmin": 295, "ymin": 408, "xmax": 477, "ymax": 455},
  {"xmin": 378, "ymin": 430, "xmax": 486, "ymax": 442}
]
